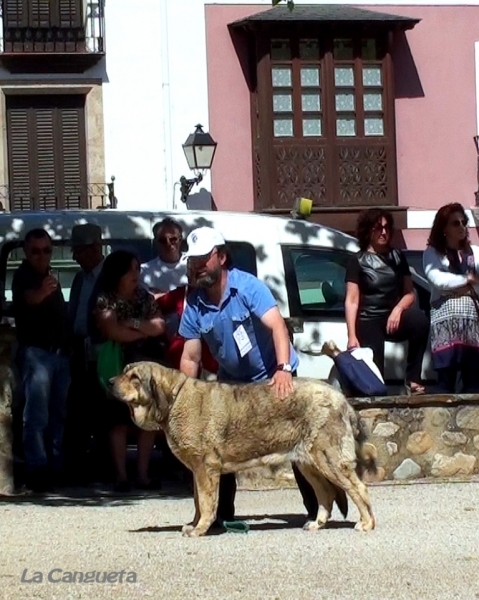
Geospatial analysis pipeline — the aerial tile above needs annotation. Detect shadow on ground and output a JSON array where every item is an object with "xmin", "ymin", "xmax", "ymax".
[
  {"xmin": 0, "ymin": 477, "xmax": 194, "ymax": 508},
  {"xmin": 130, "ymin": 514, "xmax": 356, "ymax": 535}
]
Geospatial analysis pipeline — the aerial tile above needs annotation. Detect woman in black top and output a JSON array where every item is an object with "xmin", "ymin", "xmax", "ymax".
[{"xmin": 345, "ymin": 209, "xmax": 429, "ymax": 395}]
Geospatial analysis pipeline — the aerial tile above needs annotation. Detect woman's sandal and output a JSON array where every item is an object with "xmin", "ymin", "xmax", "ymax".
[
  {"xmin": 114, "ymin": 480, "xmax": 132, "ymax": 493},
  {"xmin": 405, "ymin": 382, "xmax": 426, "ymax": 396}
]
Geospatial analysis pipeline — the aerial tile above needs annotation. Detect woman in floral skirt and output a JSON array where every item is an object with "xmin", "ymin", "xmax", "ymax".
[{"xmin": 423, "ymin": 202, "xmax": 479, "ymax": 393}]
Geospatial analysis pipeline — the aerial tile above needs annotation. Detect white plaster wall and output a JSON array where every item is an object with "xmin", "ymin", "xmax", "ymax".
[
  {"xmin": 103, "ymin": 0, "xmax": 479, "ymax": 212},
  {"xmin": 103, "ymin": 0, "xmax": 213, "ymax": 211},
  {"xmin": 103, "ymin": 0, "xmax": 164, "ymax": 210}
]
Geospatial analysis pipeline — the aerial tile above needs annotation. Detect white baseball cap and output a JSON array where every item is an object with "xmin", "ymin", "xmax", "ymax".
[{"xmin": 185, "ymin": 227, "xmax": 226, "ymax": 257}]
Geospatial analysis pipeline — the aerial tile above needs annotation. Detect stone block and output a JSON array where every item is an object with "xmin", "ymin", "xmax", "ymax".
[
  {"xmin": 373, "ymin": 422, "xmax": 400, "ymax": 437},
  {"xmin": 393, "ymin": 459, "xmax": 422, "ymax": 480},
  {"xmin": 456, "ymin": 408, "xmax": 479, "ymax": 430},
  {"xmin": 441, "ymin": 432, "xmax": 468, "ymax": 447},
  {"xmin": 386, "ymin": 442, "xmax": 398, "ymax": 456},
  {"xmin": 431, "ymin": 453, "xmax": 476, "ymax": 477},
  {"xmin": 406, "ymin": 431, "xmax": 433, "ymax": 455}
]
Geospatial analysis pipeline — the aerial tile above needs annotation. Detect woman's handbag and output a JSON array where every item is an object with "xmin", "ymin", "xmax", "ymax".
[
  {"xmin": 97, "ymin": 340, "xmax": 124, "ymax": 391},
  {"xmin": 334, "ymin": 347, "xmax": 388, "ymax": 397}
]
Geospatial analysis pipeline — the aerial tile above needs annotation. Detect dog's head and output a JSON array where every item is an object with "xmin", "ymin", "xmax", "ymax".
[{"xmin": 110, "ymin": 362, "xmax": 178, "ymax": 431}]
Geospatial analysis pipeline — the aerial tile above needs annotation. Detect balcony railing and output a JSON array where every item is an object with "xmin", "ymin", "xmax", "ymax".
[
  {"xmin": 0, "ymin": 178, "xmax": 117, "ymax": 212},
  {"xmin": 0, "ymin": 0, "xmax": 105, "ymax": 71}
]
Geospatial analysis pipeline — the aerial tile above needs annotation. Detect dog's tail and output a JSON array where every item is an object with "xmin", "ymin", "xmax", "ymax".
[{"xmin": 348, "ymin": 406, "xmax": 378, "ymax": 477}]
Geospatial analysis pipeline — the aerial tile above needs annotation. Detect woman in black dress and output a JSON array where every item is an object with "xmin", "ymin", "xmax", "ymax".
[{"xmin": 344, "ymin": 209, "xmax": 429, "ymax": 395}]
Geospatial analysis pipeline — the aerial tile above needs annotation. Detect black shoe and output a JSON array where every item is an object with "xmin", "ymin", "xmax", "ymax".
[
  {"xmin": 209, "ymin": 519, "xmax": 226, "ymax": 532},
  {"xmin": 136, "ymin": 479, "xmax": 162, "ymax": 491},
  {"xmin": 113, "ymin": 480, "xmax": 132, "ymax": 493},
  {"xmin": 25, "ymin": 468, "xmax": 53, "ymax": 494},
  {"xmin": 216, "ymin": 514, "xmax": 235, "ymax": 526}
]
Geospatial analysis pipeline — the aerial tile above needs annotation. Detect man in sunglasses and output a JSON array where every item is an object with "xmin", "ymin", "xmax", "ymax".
[
  {"xmin": 12, "ymin": 228, "xmax": 70, "ymax": 492},
  {"xmin": 141, "ymin": 217, "xmax": 188, "ymax": 295}
]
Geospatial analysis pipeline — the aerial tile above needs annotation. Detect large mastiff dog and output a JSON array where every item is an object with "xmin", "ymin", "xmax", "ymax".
[{"xmin": 112, "ymin": 362, "xmax": 376, "ymax": 537}]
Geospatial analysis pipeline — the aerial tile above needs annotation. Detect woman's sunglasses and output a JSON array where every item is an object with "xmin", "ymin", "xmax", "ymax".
[
  {"xmin": 373, "ymin": 224, "xmax": 390, "ymax": 233},
  {"xmin": 450, "ymin": 219, "xmax": 468, "ymax": 228}
]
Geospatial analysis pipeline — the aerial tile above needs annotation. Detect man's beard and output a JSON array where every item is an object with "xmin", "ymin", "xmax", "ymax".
[{"xmin": 195, "ymin": 266, "xmax": 221, "ymax": 288}]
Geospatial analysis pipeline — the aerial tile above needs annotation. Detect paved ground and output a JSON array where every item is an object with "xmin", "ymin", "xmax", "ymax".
[{"xmin": 1, "ymin": 480, "xmax": 479, "ymax": 600}]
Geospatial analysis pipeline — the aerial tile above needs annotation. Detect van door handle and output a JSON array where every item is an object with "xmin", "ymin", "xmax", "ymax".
[
  {"xmin": 297, "ymin": 343, "xmax": 324, "ymax": 356},
  {"xmin": 284, "ymin": 317, "xmax": 304, "ymax": 334}
]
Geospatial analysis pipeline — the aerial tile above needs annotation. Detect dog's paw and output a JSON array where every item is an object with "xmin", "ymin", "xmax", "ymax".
[
  {"xmin": 354, "ymin": 518, "xmax": 375, "ymax": 532},
  {"xmin": 182, "ymin": 524, "xmax": 207, "ymax": 537},
  {"xmin": 302, "ymin": 520, "xmax": 326, "ymax": 532},
  {"xmin": 182, "ymin": 524, "xmax": 195, "ymax": 536}
]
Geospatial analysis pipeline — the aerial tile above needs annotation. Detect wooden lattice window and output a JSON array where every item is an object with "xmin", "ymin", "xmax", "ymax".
[{"xmin": 253, "ymin": 32, "xmax": 397, "ymax": 211}]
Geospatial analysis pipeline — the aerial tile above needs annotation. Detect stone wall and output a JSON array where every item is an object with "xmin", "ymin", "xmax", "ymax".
[
  {"xmin": 359, "ymin": 403, "xmax": 479, "ymax": 482},
  {"xmin": 237, "ymin": 395, "xmax": 479, "ymax": 490}
]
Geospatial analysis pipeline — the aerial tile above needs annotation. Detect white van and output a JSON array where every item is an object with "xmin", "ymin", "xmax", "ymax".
[{"xmin": 0, "ymin": 209, "xmax": 433, "ymax": 386}]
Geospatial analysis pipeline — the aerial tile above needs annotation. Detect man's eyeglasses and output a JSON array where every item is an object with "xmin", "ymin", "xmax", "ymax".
[
  {"xmin": 373, "ymin": 224, "xmax": 390, "ymax": 233},
  {"xmin": 450, "ymin": 219, "xmax": 468, "ymax": 228},
  {"xmin": 157, "ymin": 236, "xmax": 180, "ymax": 245},
  {"xmin": 188, "ymin": 248, "xmax": 218, "ymax": 264},
  {"xmin": 31, "ymin": 247, "xmax": 52, "ymax": 256}
]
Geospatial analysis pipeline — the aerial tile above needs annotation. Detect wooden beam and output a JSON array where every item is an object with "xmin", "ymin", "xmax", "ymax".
[{"xmin": 349, "ymin": 393, "xmax": 479, "ymax": 409}]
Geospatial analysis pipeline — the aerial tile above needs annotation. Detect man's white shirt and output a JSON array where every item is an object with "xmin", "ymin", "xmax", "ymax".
[{"xmin": 140, "ymin": 255, "xmax": 188, "ymax": 292}]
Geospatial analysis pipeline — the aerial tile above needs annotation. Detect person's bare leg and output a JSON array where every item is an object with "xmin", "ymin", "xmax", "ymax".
[
  {"xmin": 109, "ymin": 425, "xmax": 128, "ymax": 484},
  {"xmin": 137, "ymin": 430, "xmax": 156, "ymax": 485}
]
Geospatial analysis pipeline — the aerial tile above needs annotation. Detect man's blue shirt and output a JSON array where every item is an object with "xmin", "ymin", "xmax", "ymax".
[{"xmin": 178, "ymin": 268, "xmax": 298, "ymax": 382}]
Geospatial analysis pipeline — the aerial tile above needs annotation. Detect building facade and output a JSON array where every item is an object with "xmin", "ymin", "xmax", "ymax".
[
  {"xmin": 102, "ymin": 0, "xmax": 479, "ymax": 247},
  {"xmin": 2, "ymin": 1, "xmax": 479, "ymax": 248},
  {"xmin": 0, "ymin": 0, "xmax": 109, "ymax": 211}
]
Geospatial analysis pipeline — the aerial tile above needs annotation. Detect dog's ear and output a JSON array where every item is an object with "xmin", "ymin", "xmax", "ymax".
[{"xmin": 149, "ymin": 375, "xmax": 169, "ymax": 421}]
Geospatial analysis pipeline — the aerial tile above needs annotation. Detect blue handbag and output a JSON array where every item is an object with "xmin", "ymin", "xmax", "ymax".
[{"xmin": 334, "ymin": 349, "xmax": 387, "ymax": 397}]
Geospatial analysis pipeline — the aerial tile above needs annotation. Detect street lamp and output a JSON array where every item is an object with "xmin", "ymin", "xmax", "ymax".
[{"xmin": 180, "ymin": 124, "xmax": 217, "ymax": 204}]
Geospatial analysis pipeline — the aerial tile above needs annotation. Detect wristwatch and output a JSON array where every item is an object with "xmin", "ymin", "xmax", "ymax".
[{"xmin": 276, "ymin": 363, "xmax": 293, "ymax": 373}]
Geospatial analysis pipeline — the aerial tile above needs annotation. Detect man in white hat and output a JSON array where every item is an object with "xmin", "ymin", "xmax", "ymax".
[
  {"xmin": 178, "ymin": 226, "xmax": 308, "ymax": 527},
  {"xmin": 65, "ymin": 223, "xmax": 105, "ymax": 483}
]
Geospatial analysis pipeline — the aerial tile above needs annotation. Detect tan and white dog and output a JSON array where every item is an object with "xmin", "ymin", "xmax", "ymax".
[{"xmin": 112, "ymin": 362, "xmax": 376, "ymax": 537}]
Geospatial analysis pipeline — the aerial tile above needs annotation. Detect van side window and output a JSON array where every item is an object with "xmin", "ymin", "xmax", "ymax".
[
  {"xmin": 3, "ymin": 243, "xmax": 80, "ymax": 305},
  {"xmin": 1, "ymin": 239, "xmax": 153, "ymax": 313},
  {"xmin": 225, "ymin": 242, "xmax": 257, "ymax": 276},
  {"xmin": 282, "ymin": 246, "xmax": 353, "ymax": 316}
]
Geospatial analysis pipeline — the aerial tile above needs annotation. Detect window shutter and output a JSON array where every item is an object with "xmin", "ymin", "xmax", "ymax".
[
  {"xmin": 59, "ymin": 105, "xmax": 86, "ymax": 209},
  {"xmin": 4, "ymin": 0, "xmax": 28, "ymax": 27},
  {"xmin": 28, "ymin": 0, "xmax": 51, "ymax": 28},
  {"xmin": 59, "ymin": 0, "xmax": 83, "ymax": 28},
  {"xmin": 35, "ymin": 108, "xmax": 57, "ymax": 210},
  {"xmin": 6, "ymin": 95, "xmax": 87, "ymax": 211},
  {"xmin": 6, "ymin": 106, "xmax": 31, "ymax": 211}
]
